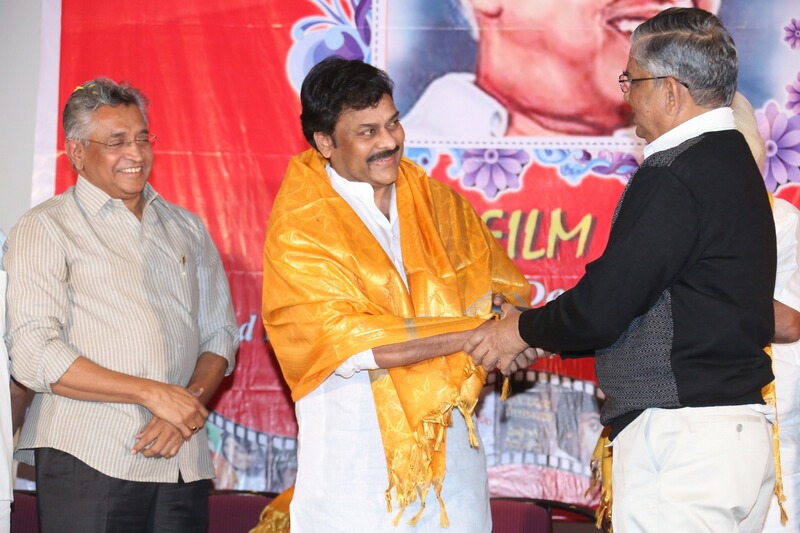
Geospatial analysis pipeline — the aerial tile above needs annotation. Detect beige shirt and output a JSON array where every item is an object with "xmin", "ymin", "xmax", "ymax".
[{"xmin": 5, "ymin": 176, "xmax": 238, "ymax": 483}]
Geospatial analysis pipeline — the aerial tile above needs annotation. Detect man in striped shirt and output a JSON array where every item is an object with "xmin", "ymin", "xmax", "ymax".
[{"xmin": 4, "ymin": 78, "xmax": 239, "ymax": 532}]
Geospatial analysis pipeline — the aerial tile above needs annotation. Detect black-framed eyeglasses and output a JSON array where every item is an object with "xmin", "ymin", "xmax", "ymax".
[
  {"xmin": 87, "ymin": 133, "xmax": 157, "ymax": 151},
  {"xmin": 618, "ymin": 74, "xmax": 689, "ymax": 93}
]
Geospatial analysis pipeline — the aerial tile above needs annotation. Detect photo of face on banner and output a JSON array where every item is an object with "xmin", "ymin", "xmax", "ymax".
[
  {"xmin": 555, "ymin": 390, "xmax": 603, "ymax": 465},
  {"xmin": 476, "ymin": 371, "xmax": 603, "ymax": 491},
  {"xmin": 211, "ymin": 428, "xmax": 268, "ymax": 492},
  {"xmin": 208, "ymin": 412, "xmax": 298, "ymax": 493},
  {"xmin": 394, "ymin": 0, "xmax": 720, "ymax": 140}
]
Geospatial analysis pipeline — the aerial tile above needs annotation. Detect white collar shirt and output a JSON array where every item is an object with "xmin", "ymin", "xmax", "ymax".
[{"xmin": 643, "ymin": 107, "xmax": 736, "ymax": 159}]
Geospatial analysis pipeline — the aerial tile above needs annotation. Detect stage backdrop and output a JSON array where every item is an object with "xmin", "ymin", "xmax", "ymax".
[{"xmin": 27, "ymin": 0, "xmax": 800, "ymax": 505}]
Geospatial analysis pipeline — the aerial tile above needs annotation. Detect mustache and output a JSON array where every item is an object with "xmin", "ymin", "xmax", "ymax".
[{"xmin": 366, "ymin": 145, "xmax": 400, "ymax": 164}]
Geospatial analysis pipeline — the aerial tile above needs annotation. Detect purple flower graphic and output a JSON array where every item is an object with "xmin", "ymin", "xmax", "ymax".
[
  {"xmin": 286, "ymin": 0, "xmax": 371, "ymax": 93},
  {"xmin": 785, "ymin": 18, "xmax": 800, "ymax": 49},
  {"xmin": 461, "ymin": 149, "xmax": 530, "ymax": 198},
  {"xmin": 787, "ymin": 72, "xmax": 800, "ymax": 115},
  {"xmin": 593, "ymin": 151, "xmax": 639, "ymax": 179},
  {"xmin": 756, "ymin": 101, "xmax": 800, "ymax": 191}
]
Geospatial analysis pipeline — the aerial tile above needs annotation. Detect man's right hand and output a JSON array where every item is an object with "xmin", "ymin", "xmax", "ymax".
[
  {"xmin": 131, "ymin": 417, "xmax": 188, "ymax": 458},
  {"xmin": 141, "ymin": 383, "xmax": 207, "ymax": 439},
  {"xmin": 465, "ymin": 304, "xmax": 530, "ymax": 375}
]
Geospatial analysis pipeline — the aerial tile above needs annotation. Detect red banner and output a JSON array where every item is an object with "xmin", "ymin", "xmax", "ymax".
[{"xmin": 36, "ymin": 0, "xmax": 800, "ymax": 504}]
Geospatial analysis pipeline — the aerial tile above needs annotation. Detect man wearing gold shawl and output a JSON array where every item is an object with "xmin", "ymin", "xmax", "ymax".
[{"xmin": 262, "ymin": 58, "xmax": 532, "ymax": 532}]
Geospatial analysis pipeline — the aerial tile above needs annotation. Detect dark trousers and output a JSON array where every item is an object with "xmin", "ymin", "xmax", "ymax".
[{"xmin": 34, "ymin": 448, "xmax": 209, "ymax": 533}]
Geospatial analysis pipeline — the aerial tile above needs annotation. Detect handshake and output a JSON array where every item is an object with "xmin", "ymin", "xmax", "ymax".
[{"xmin": 463, "ymin": 297, "xmax": 553, "ymax": 376}]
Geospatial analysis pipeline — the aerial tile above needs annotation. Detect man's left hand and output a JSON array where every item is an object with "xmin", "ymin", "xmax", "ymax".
[{"xmin": 505, "ymin": 347, "xmax": 541, "ymax": 375}]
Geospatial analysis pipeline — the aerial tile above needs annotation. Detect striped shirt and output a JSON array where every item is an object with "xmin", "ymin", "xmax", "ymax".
[{"xmin": 5, "ymin": 176, "xmax": 238, "ymax": 483}]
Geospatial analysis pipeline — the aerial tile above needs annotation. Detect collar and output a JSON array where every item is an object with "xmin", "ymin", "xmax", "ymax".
[
  {"xmin": 326, "ymin": 165, "xmax": 398, "ymax": 224},
  {"xmin": 408, "ymin": 73, "xmax": 508, "ymax": 138},
  {"xmin": 75, "ymin": 175, "xmax": 160, "ymax": 216},
  {"xmin": 643, "ymin": 107, "xmax": 735, "ymax": 159},
  {"xmin": 451, "ymin": 74, "xmax": 508, "ymax": 138}
]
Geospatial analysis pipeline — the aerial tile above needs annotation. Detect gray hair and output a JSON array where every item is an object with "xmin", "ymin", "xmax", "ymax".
[
  {"xmin": 630, "ymin": 7, "xmax": 737, "ymax": 108},
  {"xmin": 63, "ymin": 78, "xmax": 149, "ymax": 144}
]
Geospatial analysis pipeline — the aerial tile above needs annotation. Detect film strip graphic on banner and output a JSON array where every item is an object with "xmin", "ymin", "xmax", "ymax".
[
  {"xmin": 207, "ymin": 411, "xmax": 297, "ymax": 493},
  {"xmin": 478, "ymin": 370, "xmax": 604, "ymax": 479},
  {"xmin": 206, "ymin": 371, "xmax": 602, "ymax": 494}
]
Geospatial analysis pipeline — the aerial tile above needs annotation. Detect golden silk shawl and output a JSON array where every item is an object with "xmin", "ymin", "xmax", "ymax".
[{"xmin": 262, "ymin": 149, "xmax": 530, "ymax": 525}]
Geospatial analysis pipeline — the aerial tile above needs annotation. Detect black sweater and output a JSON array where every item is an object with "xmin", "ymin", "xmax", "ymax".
[{"xmin": 518, "ymin": 130, "xmax": 776, "ymax": 437}]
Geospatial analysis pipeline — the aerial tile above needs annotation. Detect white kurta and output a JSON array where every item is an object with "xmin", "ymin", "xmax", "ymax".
[
  {"xmin": 289, "ymin": 167, "xmax": 491, "ymax": 532},
  {"xmin": 764, "ymin": 198, "xmax": 800, "ymax": 532}
]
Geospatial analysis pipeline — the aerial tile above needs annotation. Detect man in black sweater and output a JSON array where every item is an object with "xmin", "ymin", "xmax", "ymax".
[{"xmin": 465, "ymin": 7, "xmax": 777, "ymax": 532}]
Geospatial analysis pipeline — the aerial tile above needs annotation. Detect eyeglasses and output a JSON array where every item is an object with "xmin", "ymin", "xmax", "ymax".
[
  {"xmin": 87, "ymin": 133, "xmax": 157, "ymax": 151},
  {"xmin": 618, "ymin": 74, "xmax": 690, "ymax": 93}
]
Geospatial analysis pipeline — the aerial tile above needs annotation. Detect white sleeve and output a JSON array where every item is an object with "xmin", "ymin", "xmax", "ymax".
[
  {"xmin": 773, "ymin": 199, "xmax": 800, "ymax": 311},
  {"xmin": 334, "ymin": 349, "xmax": 379, "ymax": 378}
]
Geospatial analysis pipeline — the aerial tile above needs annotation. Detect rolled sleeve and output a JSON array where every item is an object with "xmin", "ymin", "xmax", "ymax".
[
  {"xmin": 6, "ymin": 214, "xmax": 82, "ymax": 392},
  {"xmin": 196, "ymin": 222, "xmax": 239, "ymax": 374}
]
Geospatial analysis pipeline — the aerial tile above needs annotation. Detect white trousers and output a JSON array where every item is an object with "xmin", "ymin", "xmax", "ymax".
[{"xmin": 611, "ymin": 405, "xmax": 775, "ymax": 532}]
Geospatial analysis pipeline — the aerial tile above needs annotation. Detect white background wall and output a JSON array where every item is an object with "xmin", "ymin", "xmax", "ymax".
[{"xmin": 0, "ymin": 0, "xmax": 42, "ymax": 234}]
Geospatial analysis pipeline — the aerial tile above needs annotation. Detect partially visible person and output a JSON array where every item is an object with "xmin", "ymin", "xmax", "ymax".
[
  {"xmin": 0, "ymin": 231, "xmax": 13, "ymax": 533},
  {"xmin": 5, "ymin": 78, "xmax": 239, "ymax": 532},
  {"xmin": 767, "ymin": 196, "xmax": 800, "ymax": 532},
  {"xmin": 402, "ymin": 0, "xmax": 719, "ymax": 138},
  {"xmin": 465, "ymin": 8, "xmax": 777, "ymax": 531},
  {"xmin": 262, "ymin": 57, "xmax": 531, "ymax": 532},
  {"xmin": 733, "ymin": 91, "xmax": 800, "ymax": 532}
]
